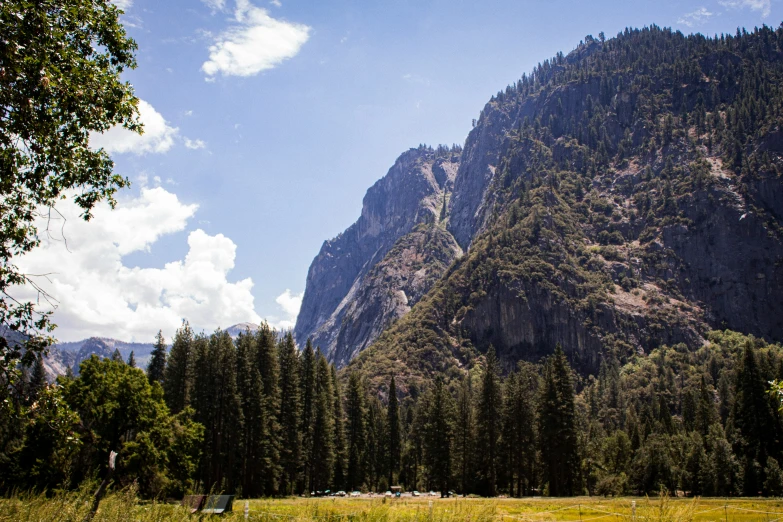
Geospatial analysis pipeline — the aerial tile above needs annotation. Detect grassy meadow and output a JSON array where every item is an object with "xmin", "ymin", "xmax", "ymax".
[{"xmin": 4, "ymin": 491, "xmax": 783, "ymax": 522}]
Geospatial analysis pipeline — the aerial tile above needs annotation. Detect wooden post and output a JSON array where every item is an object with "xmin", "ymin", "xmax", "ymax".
[
  {"xmin": 632, "ymin": 500, "xmax": 636, "ymax": 521},
  {"xmin": 83, "ymin": 451, "xmax": 117, "ymax": 522}
]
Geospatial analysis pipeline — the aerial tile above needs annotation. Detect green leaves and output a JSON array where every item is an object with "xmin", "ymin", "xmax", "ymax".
[{"xmin": 0, "ymin": 0, "xmax": 139, "ymax": 380}]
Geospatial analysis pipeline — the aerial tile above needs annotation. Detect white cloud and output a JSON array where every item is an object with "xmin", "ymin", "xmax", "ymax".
[
  {"xmin": 202, "ymin": 0, "xmax": 226, "ymax": 12},
  {"xmin": 90, "ymin": 100, "xmax": 178, "ymax": 155},
  {"xmin": 677, "ymin": 7, "xmax": 713, "ymax": 27},
  {"xmin": 111, "ymin": 0, "xmax": 133, "ymax": 11},
  {"xmin": 201, "ymin": 0, "xmax": 310, "ymax": 78},
  {"xmin": 15, "ymin": 188, "xmax": 262, "ymax": 342},
  {"xmin": 719, "ymin": 0, "xmax": 771, "ymax": 17},
  {"xmin": 270, "ymin": 0, "xmax": 282, "ymax": 6},
  {"xmin": 273, "ymin": 289, "xmax": 303, "ymax": 329},
  {"xmin": 185, "ymin": 138, "xmax": 207, "ymax": 150},
  {"xmin": 402, "ymin": 73, "xmax": 431, "ymax": 86}
]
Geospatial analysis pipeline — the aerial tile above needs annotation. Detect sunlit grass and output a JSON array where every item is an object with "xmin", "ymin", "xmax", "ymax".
[{"xmin": 3, "ymin": 490, "xmax": 783, "ymax": 521}]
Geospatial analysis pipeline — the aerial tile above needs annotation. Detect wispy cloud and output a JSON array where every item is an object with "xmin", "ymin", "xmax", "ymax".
[
  {"xmin": 719, "ymin": 0, "xmax": 771, "ymax": 17},
  {"xmin": 402, "ymin": 73, "xmax": 431, "ymax": 87},
  {"xmin": 184, "ymin": 138, "xmax": 207, "ymax": 150},
  {"xmin": 202, "ymin": 0, "xmax": 226, "ymax": 12},
  {"xmin": 677, "ymin": 7, "xmax": 713, "ymax": 27},
  {"xmin": 110, "ymin": 0, "xmax": 132, "ymax": 11},
  {"xmin": 201, "ymin": 0, "xmax": 310, "ymax": 79},
  {"xmin": 270, "ymin": 0, "xmax": 282, "ymax": 6}
]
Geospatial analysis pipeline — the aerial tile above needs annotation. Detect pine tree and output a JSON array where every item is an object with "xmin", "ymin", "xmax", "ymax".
[
  {"xmin": 331, "ymin": 365, "xmax": 347, "ymax": 490},
  {"xmin": 147, "ymin": 330, "xmax": 167, "ymax": 386},
  {"xmin": 732, "ymin": 340, "xmax": 777, "ymax": 495},
  {"xmin": 387, "ymin": 375, "xmax": 401, "ymax": 487},
  {"xmin": 345, "ymin": 372, "xmax": 367, "ymax": 491},
  {"xmin": 164, "ymin": 321, "xmax": 194, "ymax": 414},
  {"xmin": 277, "ymin": 332, "xmax": 301, "ymax": 495},
  {"xmin": 299, "ymin": 340, "xmax": 316, "ymax": 492},
  {"xmin": 364, "ymin": 396, "xmax": 386, "ymax": 491},
  {"xmin": 695, "ymin": 375, "xmax": 717, "ymax": 436},
  {"xmin": 127, "ymin": 350, "xmax": 136, "ymax": 368},
  {"xmin": 310, "ymin": 353, "xmax": 335, "ymax": 492},
  {"xmin": 28, "ymin": 354, "xmax": 47, "ymax": 402},
  {"xmin": 192, "ymin": 330, "xmax": 244, "ymax": 491},
  {"xmin": 111, "ymin": 348, "xmax": 123, "ymax": 363},
  {"xmin": 476, "ymin": 346, "xmax": 502, "ymax": 496},
  {"xmin": 539, "ymin": 345, "xmax": 579, "ymax": 496},
  {"xmin": 423, "ymin": 378, "xmax": 454, "ymax": 497},
  {"xmin": 255, "ymin": 324, "xmax": 281, "ymax": 495},
  {"xmin": 454, "ymin": 374, "xmax": 475, "ymax": 495},
  {"xmin": 236, "ymin": 331, "xmax": 268, "ymax": 497},
  {"xmin": 508, "ymin": 362, "xmax": 538, "ymax": 496}
]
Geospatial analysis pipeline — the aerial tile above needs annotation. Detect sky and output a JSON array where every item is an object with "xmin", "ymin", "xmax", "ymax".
[{"xmin": 17, "ymin": 0, "xmax": 781, "ymax": 343}]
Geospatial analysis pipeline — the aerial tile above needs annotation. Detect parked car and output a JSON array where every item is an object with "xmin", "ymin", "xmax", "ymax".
[
  {"xmin": 412, "ymin": 491, "xmax": 420, "ymax": 497},
  {"xmin": 336, "ymin": 491, "xmax": 346, "ymax": 497},
  {"xmin": 384, "ymin": 491, "xmax": 392, "ymax": 497},
  {"xmin": 350, "ymin": 491, "xmax": 361, "ymax": 497},
  {"xmin": 428, "ymin": 491, "xmax": 437, "ymax": 496}
]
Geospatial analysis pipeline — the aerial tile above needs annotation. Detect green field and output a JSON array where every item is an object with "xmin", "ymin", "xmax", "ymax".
[{"xmin": 5, "ymin": 492, "xmax": 783, "ymax": 522}]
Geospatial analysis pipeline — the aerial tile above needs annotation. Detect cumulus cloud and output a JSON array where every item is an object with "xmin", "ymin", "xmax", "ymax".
[
  {"xmin": 719, "ymin": 0, "xmax": 771, "ymax": 17},
  {"xmin": 15, "ymin": 188, "xmax": 262, "ymax": 342},
  {"xmin": 91, "ymin": 100, "xmax": 178, "ymax": 155},
  {"xmin": 184, "ymin": 138, "xmax": 207, "ymax": 150},
  {"xmin": 275, "ymin": 290, "xmax": 302, "ymax": 317},
  {"xmin": 201, "ymin": 0, "xmax": 310, "ymax": 78},
  {"xmin": 677, "ymin": 7, "xmax": 713, "ymax": 27}
]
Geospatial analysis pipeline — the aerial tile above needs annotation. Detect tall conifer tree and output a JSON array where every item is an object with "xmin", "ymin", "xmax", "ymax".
[
  {"xmin": 164, "ymin": 321, "xmax": 194, "ymax": 414},
  {"xmin": 331, "ymin": 365, "xmax": 347, "ymax": 490},
  {"xmin": 310, "ymin": 353, "xmax": 335, "ymax": 491},
  {"xmin": 454, "ymin": 374, "xmax": 475, "ymax": 495},
  {"xmin": 387, "ymin": 375, "xmax": 401, "ymax": 487},
  {"xmin": 299, "ymin": 341, "xmax": 316, "ymax": 491},
  {"xmin": 476, "ymin": 346, "xmax": 502, "ymax": 496},
  {"xmin": 424, "ymin": 378, "xmax": 454, "ymax": 496},
  {"xmin": 277, "ymin": 333, "xmax": 301, "ymax": 495},
  {"xmin": 539, "ymin": 345, "xmax": 579, "ymax": 496},
  {"xmin": 345, "ymin": 372, "xmax": 367, "ymax": 491},
  {"xmin": 147, "ymin": 330, "xmax": 167, "ymax": 385}
]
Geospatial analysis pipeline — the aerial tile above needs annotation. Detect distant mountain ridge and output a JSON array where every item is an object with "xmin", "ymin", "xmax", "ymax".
[{"xmin": 0, "ymin": 322, "xmax": 264, "ymax": 381}]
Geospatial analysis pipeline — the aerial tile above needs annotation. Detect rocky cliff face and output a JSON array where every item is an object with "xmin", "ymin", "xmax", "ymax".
[{"xmin": 294, "ymin": 147, "xmax": 461, "ymax": 364}]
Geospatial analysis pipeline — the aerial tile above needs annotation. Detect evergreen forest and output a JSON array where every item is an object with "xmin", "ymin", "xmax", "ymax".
[{"xmin": 3, "ymin": 325, "xmax": 783, "ymax": 499}]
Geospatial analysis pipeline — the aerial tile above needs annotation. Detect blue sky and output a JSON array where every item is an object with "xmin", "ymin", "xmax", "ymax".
[{"xmin": 20, "ymin": 0, "xmax": 780, "ymax": 342}]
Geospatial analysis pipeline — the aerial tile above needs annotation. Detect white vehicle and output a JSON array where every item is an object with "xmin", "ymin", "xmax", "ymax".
[
  {"xmin": 412, "ymin": 491, "xmax": 420, "ymax": 497},
  {"xmin": 350, "ymin": 491, "xmax": 361, "ymax": 497},
  {"xmin": 429, "ymin": 491, "xmax": 437, "ymax": 496},
  {"xmin": 384, "ymin": 491, "xmax": 392, "ymax": 497},
  {"xmin": 336, "ymin": 491, "xmax": 346, "ymax": 497}
]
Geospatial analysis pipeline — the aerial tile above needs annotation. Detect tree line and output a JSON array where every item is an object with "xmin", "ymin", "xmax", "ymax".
[{"xmin": 3, "ymin": 325, "xmax": 783, "ymax": 499}]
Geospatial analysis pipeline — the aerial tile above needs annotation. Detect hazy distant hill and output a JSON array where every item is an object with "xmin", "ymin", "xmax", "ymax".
[{"xmin": 1, "ymin": 323, "xmax": 263, "ymax": 381}]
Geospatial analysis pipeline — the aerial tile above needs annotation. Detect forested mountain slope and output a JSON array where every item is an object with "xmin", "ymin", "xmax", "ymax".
[{"xmin": 347, "ymin": 25, "xmax": 783, "ymax": 391}]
